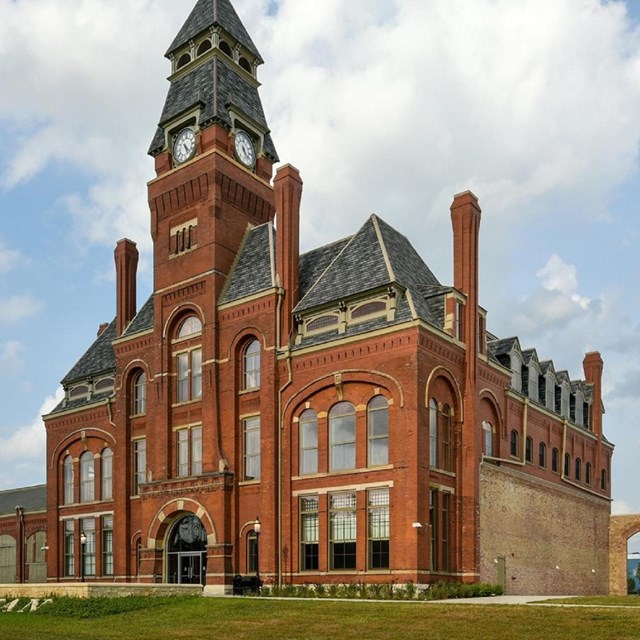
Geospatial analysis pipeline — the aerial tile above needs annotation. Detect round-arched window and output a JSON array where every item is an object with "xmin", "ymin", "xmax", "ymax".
[{"xmin": 178, "ymin": 315, "xmax": 202, "ymax": 338}]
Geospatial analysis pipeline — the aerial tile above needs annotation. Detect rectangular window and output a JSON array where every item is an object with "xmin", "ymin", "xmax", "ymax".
[
  {"xmin": 329, "ymin": 409, "xmax": 356, "ymax": 471},
  {"xmin": 82, "ymin": 518, "xmax": 96, "ymax": 577},
  {"xmin": 329, "ymin": 492, "xmax": 356, "ymax": 570},
  {"xmin": 191, "ymin": 426, "xmax": 202, "ymax": 475},
  {"xmin": 64, "ymin": 520, "xmax": 75, "ymax": 577},
  {"xmin": 455, "ymin": 300, "xmax": 464, "ymax": 341},
  {"xmin": 368, "ymin": 488, "xmax": 390, "ymax": 570},
  {"xmin": 177, "ymin": 349, "xmax": 202, "ymax": 403},
  {"xmin": 133, "ymin": 439, "xmax": 146, "ymax": 495},
  {"xmin": 247, "ymin": 533, "xmax": 258, "ymax": 574},
  {"xmin": 177, "ymin": 352, "xmax": 189, "ymax": 402},
  {"xmin": 300, "ymin": 496, "xmax": 319, "ymax": 571},
  {"xmin": 300, "ymin": 415, "xmax": 318, "ymax": 476},
  {"xmin": 102, "ymin": 516, "xmax": 114, "ymax": 576},
  {"xmin": 191, "ymin": 348, "xmax": 202, "ymax": 400},
  {"xmin": 243, "ymin": 416, "xmax": 261, "ymax": 481},
  {"xmin": 102, "ymin": 450, "xmax": 113, "ymax": 501},
  {"xmin": 441, "ymin": 492, "xmax": 450, "ymax": 573},
  {"xmin": 177, "ymin": 430, "xmax": 189, "ymax": 477},
  {"xmin": 429, "ymin": 489, "xmax": 437, "ymax": 571}
]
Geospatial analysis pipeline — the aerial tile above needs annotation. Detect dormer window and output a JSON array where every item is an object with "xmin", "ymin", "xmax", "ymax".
[
  {"xmin": 69, "ymin": 384, "xmax": 89, "ymax": 400},
  {"xmin": 176, "ymin": 53, "xmax": 191, "ymax": 70},
  {"xmin": 219, "ymin": 40, "xmax": 233, "ymax": 57},
  {"xmin": 528, "ymin": 364, "xmax": 539, "ymax": 402},
  {"xmin": 350, "ymin": 301, "xmax": 386, "ymax": 322},
  {"xmin": 560, "ymin": 383, "xmax": 570, "ymax": 418},
  {"xmin": 306, "ymin": 315, "xmax": 339, "ymax": 334},
  {"xmin": 573, "ymin": 391, "xmax": 584, "ymax": 427},
  {"xmin": 545, "ymin": 372, "xmax": 555, "ymax": 410},
  {"xmin": 197, "ymin": 40, "xmax": 212, "ymax": 56},
  {"xmin": 95, "ymin": 377, "xmax": 114, "ymax": 394},
  {"xmin": 510, "ymin": 352, "xmax": 522, "ymax": 393}
]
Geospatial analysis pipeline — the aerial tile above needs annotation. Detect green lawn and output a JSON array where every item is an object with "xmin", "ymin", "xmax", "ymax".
[{"xmin": 2, "ymin": 597, "xmax": 640, "ymax": 640}]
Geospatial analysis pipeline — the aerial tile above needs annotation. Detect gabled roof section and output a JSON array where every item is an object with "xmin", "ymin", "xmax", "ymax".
[
  {"xmin": 488, "ymin": 336, "xmax": 519, "ymax": 359},
  {"xmin": 149, "ymin": 58, "xmax": 277, "ymax": 160},
  {"xmin": 166, "ymin": 0, "xmax": 263, "ymax": 62},
  {"xmin": 0, "ymin": 484, "xmax": 46, "ymax": 516},
  {"xmin": 294, "ymin": 215, "xmax": 441, "ymax": 324},
  {"xmin": 299, "ymin": 237, "xmax": 352, "ymax": 300},
  {"xmin": 123, "ymin": 295, "xmax": 155, "ymax": 337},
  {"xmin": 220, "ymin": 223, "xmax": 275, "ymax": 304},
  {"xmin": 61, "ymin": 321, "xmax": 116, "ymax": 386}
]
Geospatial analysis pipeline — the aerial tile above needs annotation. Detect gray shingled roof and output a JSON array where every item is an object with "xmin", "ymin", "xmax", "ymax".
[
  {"xmin": 166, "ymin": 0, "xmax": 263, "ymax": 62},
  {"xmin": 0, "ymin": 485, "xmax": 46, "ymax": 516},
  {"xmin": 299, "ymin": 237, "xmax": 352, "ymax": 300},
  {"xmin": 61, "ymin": 320, "xmax": 116, "ymax": 386},
  {"xmin": 123, "ymin": 295, "xmax": 154, "ymax": 337},
  {"xmin": 149, "ymin": 58, "xmax": 277, "ymax": 160},
  {"xmin": 220, "ymin": 224, "xmax": 275, "ymax": 304}
]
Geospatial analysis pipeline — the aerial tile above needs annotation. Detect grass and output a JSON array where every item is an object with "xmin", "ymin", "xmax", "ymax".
[
  {"xmin": 2, "ymin": 596, "xmax": 640, "ymax": 640},
  {"xmin": 547, "ymin": 596, "xmax": 640, "ymax": 607}
]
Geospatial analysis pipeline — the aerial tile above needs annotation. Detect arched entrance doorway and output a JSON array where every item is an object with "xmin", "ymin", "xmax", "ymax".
[
  {"xmin": 609, "ymin": 514, "xmax": 640, "ymax": 595},
  {"xmin": 166, "ymin": 515, "xmax": 207, "ymax": 585}
]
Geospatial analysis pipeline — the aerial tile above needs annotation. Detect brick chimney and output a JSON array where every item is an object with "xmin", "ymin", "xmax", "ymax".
[
  {"xmin": 583, "ymin": 352, "xmax": 604, "ymax": 439},
  {"xmin": 114, "ymin": 239, "xmax": 139, "ymax": 337},
  {"xmin": 275, "ymin": 164, "xmax": 303, "ymax": 348}
]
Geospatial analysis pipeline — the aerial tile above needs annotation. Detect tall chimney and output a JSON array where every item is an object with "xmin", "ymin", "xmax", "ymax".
[
  {"xmin": 114, "ymin": 238, "xmax": 139, "ymax": 337},
  {"xmin": 583, "ymin": 352, "xmax": 604, "ymax": 439},
  {"xmin": 275, "ymin": 164, "xmax": 303, "ymax": 348}
]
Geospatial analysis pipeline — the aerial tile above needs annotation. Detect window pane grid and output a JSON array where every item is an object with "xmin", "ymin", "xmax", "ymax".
[
  {"xmin": 329, "ymin": 403, "xmax": 356, "ymax": 471},
  {"xmin": 102, "ymin": 448, "xmax": 113, "ymax": 501},
  {"xmin": 368, "ymin": 397, "xmax": 388, "ymax": 467},
  {"xmin": 243, "ymin": 417, "xmax": 261, "ymax": 481},
  {"xmin": 330, "ymin": 492, "xmax": 356, "ymax": 570},
  {"xmin": 299, "ymin": 410, "xmax": 318, "ymax": 475},
  {"xmin": 300, "ymin": 496, "xmax": 319, "ymax": 571},
  {"xmin": 368, "ymin": 489, "xmax": 389, "ymax": 569}
]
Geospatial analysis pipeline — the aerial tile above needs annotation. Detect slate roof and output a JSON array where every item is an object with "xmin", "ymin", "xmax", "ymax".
[
  {"xmin": 123, "ymin": 295, "xmax": 155, "ymax": 337},
  {"xmin": 299, "ymin": 237, "xmax": 352, "ymax": 300},
  {"xmin": 166, "ymin": 0, "xmax": 263, "ymax": 62},
  {"xmin": 61, "ymin": 320, "xmax": 116, "ymax": 386},
  {"xmin": 220, "ymin": 224, "xmax": 275, "ymax": 304},
  {"xmin": 0, "ymin": 485, "xmax": 46, "ymax": 516},
  {"xmin": 149, "ymin": 58, "xmax": 277, "ymax": 160}
]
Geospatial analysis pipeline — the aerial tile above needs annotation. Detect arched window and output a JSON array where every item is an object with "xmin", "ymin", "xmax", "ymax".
[
  {"xmin": 429, "ymin": 399, "xmax": 438, "ymax": 467},
  {"xmin": 600, "ymin": 469, "xmax": 607, "ymax": 491},
  {"xmin": 299, "ymin": 409, "xmax": 318, "ymax": 475},
  {"xmin": 368, "ymin": 395, "xmax": 389, "ymax": 467},
  {"xmin": 176, "ymin": 316, "xmax": 202, "ymax": 403},
  {"xmin": 575, "ymin": 458, "xmax": 582, "ymax": 482},
  {"xmin": 80, "ymin": 451, "xmax": 95, "ymax": 502},
  {"xmin": 441, "ymin": 404, "xmax": 452, "ymax": 471},
  {"xmin": 564, "ymin": 453, "xmax": 570, "ymax": 477},
  {"xmin": 539, "ymin": 442, "xmax": 547, "ymax": 468},
  {"xmin": 63, "ymin": 455, "xmax": 74, "ymax": 505},
  {"xmin": 219, "ymin": 40, "xmax": 233, "ymax": 57},
  {"xmin": 176, "ymin": 53, "xmax": 191, "ymax": 69},
  {"xmin": 133, "ymin": 371, "xmax": 147, "ymax": 416},
  {"xmin": 243, "ymin": 340, "xmax": 261, "ymax": 390},
  {"xmin": 510, "ymin": 430, "xmax": 519, "ymax": 457},
  {"xmin": 239, "ymin": 57, "xmax": 252, "ymax": 73},
  {"xmin": 552, "ymin": 447, "xmax": 559, "ymax": 473},
  {"xmin": 585, "ymin": 462, "xmax": 592, "ymax": 485},
  {"xmin": 525, "ymin": 436, "xmax": 533, "ymax": 464},
  {"xmin": 102, "ymin": 448, "xmax": 113, "ymax": 501},
  {"xmin": 178, "ymin": 315, "xmax": 202, "ymax": 338},
  {"xmin": 329, "ymin": 402, "xmax": 356, "ymax": 471},
  {"xmin": 482, "ymin": 421, "xmax": 494, "ymax": 457},
  {"xmin": 197, "ymin": 39, "xmax": 212, "ymax": 56}
]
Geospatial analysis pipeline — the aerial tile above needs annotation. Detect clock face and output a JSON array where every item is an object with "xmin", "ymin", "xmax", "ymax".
[
  {"xmin": 173, "ymin": 128, "xmax": 196, "ymax": 164},
  {"xmin": 235, "ymin": 130, "xmax": 256, "ymax": 167}
]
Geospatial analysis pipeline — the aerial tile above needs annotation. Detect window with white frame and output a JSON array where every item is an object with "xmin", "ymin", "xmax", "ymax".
[
  {"xmin": 545, "ymin": 373, "xmax": 555, "ymax": 410},
  {"xmin": 368, "ymin": 488, "xmax": 390, "ymax": 570},
  {"xmin": 300, "ymin": 496, "xmax": 319, "ymax": 571},
  {"xmin": 510, "ymin": 352, "xmax": 522, "ymax": 392},
  {"xmin": 482, "ymin": 421, "xmax": 494, "ymax": 457},
  {"xmin": 133, "ymin": 371, "xmax": 147, "ymax": 416},
  {"xmin": 177, "ymin": 426, "xmax": 202, "ymax": 477},
  {"xmin": 63, "ymin": 455, "xmax": 74, "ymax": 505},
  {"xmin": 299, "ymin": 410, "xmax": 318, "ymax": 475},
  {"xmin": 82, "ymin": 518, "xmax": 96, "ymax": 577},
  {"xmin": 243, "ymin": 416, "xmax": 261, "ymax": 481},
  {"xmin": 243, "ymin": 340, "xmax": 261, "ymax": 390},
  {"xmin": 63, "ymin": 520, "xmax": 74, "ymax": 577},
  {"xmin": 368, "ymin": 396, "xmax": 389, "ymax": 467},
  {"xmin": 561, "ymin": 383, "xmax": 570, "ymax": 418},
  {"xmin": 177, "ymin": 348, "xmax": 202, "ymax": 403},
  {"xmin": 102, "ymin": 516, "xmax": 113, "ymax": 576},
  {"xmin": 329, "ymin": 402, "xmax": 356, "ymax": 472},
  {"xmin": 80, "ymin": 451, "xmax": 95, "ymax": 502},
  {"xmin": 528, "ymin": 364, "xmax": 539, "ymax": 401},
  {"xmin": 133, "ymin": 439, "xmax": 146, "ymax": 495},
  {"xmin": 329, "ymin": 492, "xmax": 356, "ymax": 570},
  {"xmin": 101, "ymin": 448, "xmax": 113, "ymax": 501},
  {"xmin": 429, "ymin": 399, "xmax": 438, "ymax": 468}
]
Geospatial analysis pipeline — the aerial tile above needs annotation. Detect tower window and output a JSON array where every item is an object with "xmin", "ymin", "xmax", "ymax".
[
  {"xmin": 197, "ymin": 40, "xmax": 212, "ymax": 56},
  {"xmin": 242, "ymin": 339, "xmax": 261, "ymax": 390},
  {"xmin": 219, "ymin": 41, "xmax": 233, "ymax": 57},
  {"xmin": 239, "ymin": 57, "xmax": 252, "ymax": 73},
  {"xmin": 176, "ymin": 53, "xmax": 191, "ymax": 69}
]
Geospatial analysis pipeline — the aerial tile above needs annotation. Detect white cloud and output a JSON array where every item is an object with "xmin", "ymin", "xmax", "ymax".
[
  {"xmin": 0, "ymin": 387, "xmax": 64, "ymax": 489},
  {"xmin": 0, "ymin": 341, "xmax": 24, "ymax": 372},
  {"xmin": 0, "ymin": 294, "xmax": 43, "ymax": 323},
  {"xmin": 537, "ymin": 254, "xmax": 590, "ymax": 309},
  {"xmin": 0, "ymin": 242, "xmax": 20, "ymax": 275}
]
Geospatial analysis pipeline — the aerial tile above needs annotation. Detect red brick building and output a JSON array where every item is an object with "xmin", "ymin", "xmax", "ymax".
[{"xmin": 40, "ymin": 0, "xmax": 613, "ymax": 595}]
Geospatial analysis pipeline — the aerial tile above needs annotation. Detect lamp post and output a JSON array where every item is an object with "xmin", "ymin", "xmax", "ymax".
[
  {"xmin": 253, "ymin": 517, "xmax": 261, "ymax": 581},
  {"xmin": 80, "ymin": 531, "xmax": 87, "ymax": 583}
]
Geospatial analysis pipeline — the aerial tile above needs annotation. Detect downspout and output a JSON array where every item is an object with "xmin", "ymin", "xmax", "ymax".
[
  {"xmin": 521, "ymin": 398, "xmax": 528, "ymax": 464},
  {"xmin": 561, "ymin": 418, "xmax": 568, "ymax": 478},
  {"xmin": 276, "ymin": 287, "xmax": 293, "ymax": 588},
  {"xmin": 16, "ymin": 506, "xmax": 24, "ymax": 583}
]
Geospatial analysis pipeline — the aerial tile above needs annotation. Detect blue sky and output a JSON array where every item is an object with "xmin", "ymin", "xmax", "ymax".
[{"xmin": 1, "ymin": 0, "xmax": 640, "ymax": 553}]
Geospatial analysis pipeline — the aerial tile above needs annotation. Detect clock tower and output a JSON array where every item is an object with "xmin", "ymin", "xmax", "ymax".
[{"xmin": 147, "ymin": 0, "xmax": 278, "ymax": 298}]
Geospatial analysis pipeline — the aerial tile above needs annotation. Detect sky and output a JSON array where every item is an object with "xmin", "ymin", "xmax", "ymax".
[{"xmin": 1, "ymin": 0, "xmax": 640, "ymax": 551}]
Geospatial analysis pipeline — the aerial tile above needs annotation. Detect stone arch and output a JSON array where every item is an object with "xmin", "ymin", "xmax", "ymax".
[
  {"xmin": 147, "ymin": 498, "xmax": 217, "ymax": 550},
  {"xmin": 49, "ymin": 428, "xmax": 115, "ymax": 470},
  {"xmin": 425, "ymin": 366, "xmax": 463, "ymax": 420},
  {"xmin": 609, "ymin": 514, "xmax": 640, "ymax": 595},
  {"xmin": 162, "ymin": 303, "xmax": 205, "ymax": 339}
]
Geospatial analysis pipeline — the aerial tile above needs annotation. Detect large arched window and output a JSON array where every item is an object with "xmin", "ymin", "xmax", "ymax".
[
  {"xmin": 133, "ymin": 371, "xmax": 147, "ymax": 416},
  {"xmin": 329, "ymin": 402, "xmax": 356, "ymax": 471},
  {"xmin": 482, "ymin": 421, "xmax": 495, "ymax": 457},
  {"xmin": 243, "ymin": 340, "xmax": 261, "ymax": 390},
  {"xmin": 80, "ymin": 451, "xmax": 95, "ymax": 502},
  {"xmin": 299, "ymin": 409, "xmax": 318, "ymax": 475},
  {"xmin": 63, "ymin": 455, "xmax": 74, "ymax": 505},
  {"xmin": 175, "ymin": 315, "xmax": 202, "ymax": 403},
  {"xmin": 102, "ymin": 448, "xmax": 113, "ymax": 501},
  {"xmin": 368, "ymin": 395, "xmax": 389, "ymax": 467}
]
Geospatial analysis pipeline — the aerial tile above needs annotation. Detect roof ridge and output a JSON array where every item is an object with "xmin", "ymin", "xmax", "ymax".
[{"xmin": 371, "ymin": 214, "xmax": 396, "ymax": 282}]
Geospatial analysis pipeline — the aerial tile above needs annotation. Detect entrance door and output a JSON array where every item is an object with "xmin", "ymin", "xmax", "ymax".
[{"xmin": 166, "ymin": 514, "xmax": 208, "ymax": 585}]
